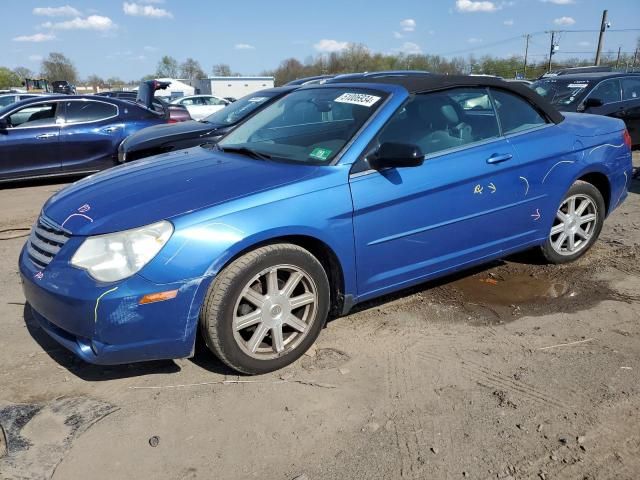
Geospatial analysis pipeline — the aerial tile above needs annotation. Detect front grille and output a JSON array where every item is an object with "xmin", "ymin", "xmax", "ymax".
[{"xmin": 27, "ymin": 215, "xmax": 71, "ymax": 269}]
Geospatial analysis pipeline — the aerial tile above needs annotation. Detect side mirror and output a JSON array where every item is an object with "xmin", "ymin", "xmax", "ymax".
[
  {"xmin": 368, "ymin": 142, "xmax": 424, "ymax": 170},
  {"xmin": 0, "ymin": 117, "xmax": 8, "ymax": 130},
  {"xmin": 580, "ymin": 97, "xmax": 603, "ymax": 111}
]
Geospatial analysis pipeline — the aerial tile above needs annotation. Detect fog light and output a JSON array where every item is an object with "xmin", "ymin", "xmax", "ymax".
[{"xmin": 139, "ymin": 289, "xmax": 179, "ymax": 305}]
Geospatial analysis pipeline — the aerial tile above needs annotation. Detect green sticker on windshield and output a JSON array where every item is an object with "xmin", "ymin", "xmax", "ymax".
[{"xmin": 309, "ymin": 147, "xmax": 332, "ymax": 161}]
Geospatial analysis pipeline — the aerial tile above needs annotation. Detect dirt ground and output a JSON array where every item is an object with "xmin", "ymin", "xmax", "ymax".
[{"xmin": 1, "ymin": 154, "xmax": 639, "ymax": 480}]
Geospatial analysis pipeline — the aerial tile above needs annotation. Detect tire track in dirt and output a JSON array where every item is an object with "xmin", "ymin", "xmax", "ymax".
[{"xmin": 511, "ymin": 401, "xmax": 640, "ymax": 479}]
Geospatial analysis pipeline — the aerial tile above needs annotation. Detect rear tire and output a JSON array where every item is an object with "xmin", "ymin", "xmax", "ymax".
[
  {"xmin": 200, "ymin": 243, "xmax": 330, "ymax": 375},
  {"xmin": 540, "ymin": 180, "xmax": 605, "ymax": 264}
]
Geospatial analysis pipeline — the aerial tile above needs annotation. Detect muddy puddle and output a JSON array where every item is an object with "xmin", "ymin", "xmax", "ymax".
[
  {"xmin": 353, "ymin": 251, "xmax": 635, "ymax": 325},
  {"xmin": 430, "ymin": 260, "xmax": 625, "ymax": 324}
]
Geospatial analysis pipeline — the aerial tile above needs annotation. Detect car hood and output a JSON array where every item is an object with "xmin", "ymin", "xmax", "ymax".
[
  {"xmin": 121, "ymin": 120, "xmax": 224, "ymax": 152},
  {"xmin": 43, "ymin": 147, "xmax": 318, "ymax": 236}
]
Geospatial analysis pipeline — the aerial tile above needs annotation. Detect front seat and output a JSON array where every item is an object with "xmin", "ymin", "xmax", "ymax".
[{"xmin": 414, "ymin": 96, "xmax": 466, "ymax": 154}]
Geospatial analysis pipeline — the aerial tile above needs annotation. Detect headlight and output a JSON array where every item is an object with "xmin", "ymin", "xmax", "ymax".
[{"xmin": 71, "ymin": 221, "xmax": 173, "ymax": 282}]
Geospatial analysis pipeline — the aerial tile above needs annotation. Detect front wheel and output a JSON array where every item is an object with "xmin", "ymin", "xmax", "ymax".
[
  {"xmin": 200, "ymin": 244, "xmax": 330, "ymax": 374},
  {"xmin": 540, "ymin": 180, "xmax": 605, "ymax": 264}
]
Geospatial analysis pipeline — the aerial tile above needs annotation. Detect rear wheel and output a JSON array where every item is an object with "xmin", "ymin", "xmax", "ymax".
[
  {"xmin": 541, "ymin": 180, "xmax": 605, "ymax": 264},
  {"xmin": 200, "ymin": 243, "xmax": 330, "ymax": 374}
]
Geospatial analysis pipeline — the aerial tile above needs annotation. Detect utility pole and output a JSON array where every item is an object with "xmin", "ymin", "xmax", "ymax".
[
  {"xmin": 548, "ymin": 31, "xmax": 556, "ymax": 72},
  {"xmin": 633, "ymin": 48, "xmax": 639, "ymax": 68},
  {"xmin": 595, "ymin": 9, "xmax": 608, "ymax": 65},
  {"xmin": 615, "ymin": 46, "xmax": 622, "ymax": 68},
  {"xmin": 523, "ymin": 34, "xmax": 531, "ymax": 78}
]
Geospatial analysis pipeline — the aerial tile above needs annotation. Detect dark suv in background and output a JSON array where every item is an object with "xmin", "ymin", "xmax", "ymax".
[
  {"xmin": 532, "ymin": 72, "xmax": 640, "ymax": 147},
  {"xmin": 51, "ymin": 80, "xmax": 76, "ymax": 95}
]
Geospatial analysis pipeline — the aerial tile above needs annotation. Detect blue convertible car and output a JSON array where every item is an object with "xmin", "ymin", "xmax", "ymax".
[{"xmin": 20, "ymin": 73, "xmax": 633, "ymax": 374}]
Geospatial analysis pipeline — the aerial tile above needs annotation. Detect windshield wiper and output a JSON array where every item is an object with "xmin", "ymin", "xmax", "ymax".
[{"xmin": 218, "ymin": 146, "xmax": 272, "ymax": 160}]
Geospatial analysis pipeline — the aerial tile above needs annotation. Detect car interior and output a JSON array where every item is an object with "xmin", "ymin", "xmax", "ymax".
[{"xmin": 7, "ymin": 103, "xmax": 59, "ymax": 128}]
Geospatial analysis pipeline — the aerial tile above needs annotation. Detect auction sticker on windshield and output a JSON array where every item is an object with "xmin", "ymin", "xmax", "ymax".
[
  {"xmin": 309, "ymin": 147, "xmax": 332, "ymax": 161},
  {"xmin": 335, "ymin": 93, "xmax": 381, "ymax": 107}
]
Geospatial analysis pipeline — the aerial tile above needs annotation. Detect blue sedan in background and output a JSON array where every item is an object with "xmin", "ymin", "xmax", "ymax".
[
  {"xmin": 20, "ymin": 73, "xmax": 633, "ymax": 374},
  {"xmin": 0, "ymin": 94, "xmax": 167, "ymax": 182}
]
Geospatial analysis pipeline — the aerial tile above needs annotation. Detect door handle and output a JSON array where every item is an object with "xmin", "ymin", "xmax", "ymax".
[
  {"xmin": 101, "ymin": 126, "xmax": 121, "ymax": 134},
  {"xmin": 35, "ymin": 133, "xmax": 58, "ymax": 140},
  {"xmin": 486, "ymin": 153, "xmax": 513, "ymax": 164}
]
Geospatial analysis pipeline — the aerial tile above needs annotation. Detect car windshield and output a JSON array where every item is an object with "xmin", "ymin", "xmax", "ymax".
[
  {"xmin": 532, "ymin": 79, "xmax": 592, "ymax": 106},
  {"xmin": 217, "ymin": 87, "xmax": 387, "ymax": 164},
  {"xmin": 202, "ymin": 92, "xmax": 280, "ymax": 126}
]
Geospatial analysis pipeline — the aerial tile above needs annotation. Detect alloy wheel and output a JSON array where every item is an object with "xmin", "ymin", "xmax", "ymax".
[
  {"xmin": 549, "ymin": 194, "xmax": 598, "ymax": 256},
  {"xmin": 232, "ymin": 264, "xmax": 318, "ymax": 360}
]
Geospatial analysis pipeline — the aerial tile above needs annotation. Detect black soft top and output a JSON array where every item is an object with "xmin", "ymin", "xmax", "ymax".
[{"xmin": 330, "ymin": 73, "xmax": 564, "ymax": 124}]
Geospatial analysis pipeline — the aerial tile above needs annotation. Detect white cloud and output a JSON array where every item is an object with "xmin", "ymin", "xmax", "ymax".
[
  {"xmin": 541, "ymin": 0, "xmax": 575, "ymax": 4},
  {"xmin": 143, "ymin": 45, "xmax": 158, "ymax": 51},
  {"xmin": 235, "ymin": 43, "xmax": 255, "ymax": 50},
  {"xmin": 13, "ymin": 33, "xmax": 56, "ymax": 42},
  {"xmin": 400, "ymin": 42, "xmax": 422, "ymax": 54},
  {"xmin": 29, "ymin": 54, "xmax": 44, "ymax": 62},
  {"xmin": 578, "ymin": 40, "xmax": 590, "ymax": 47},
  {"xmin": 503, "ymin": 19, "xmax": 514, "ymax": 26},
  {"xmin": 400, "ymin": 18, "xmax": 416, "ymax": 32},
  {"xmin": 314, "ymin": 39, "xmax": 349, "ymax": 53},
  {"xmin": 123, "ymin": 2, "xmax": 173, "ymax": 18},
  {"xmin": 42, "ymin": 15, "xmax": 116, "ymax": 30},
  {"xmin": 554, "ymin": 16, "xmax": 575, "ymax": 26},
  {"xmin": 393, "ymin": 31, "xmax": 404, "ymax": 39},
  {"xmin": 33, "ymin": 5, "xmax": 81, "ymax": 17},
  {"xmin": 456, "ymin": 0, "xmax": 498, "ymax": 13},
  {"xmin": 468, "ymin": 37, "xmax": 482, "ymax": 43}
]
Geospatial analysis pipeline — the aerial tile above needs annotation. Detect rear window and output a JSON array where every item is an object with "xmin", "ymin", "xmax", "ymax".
[
  {"xmin": 622, "ymin": 77, "xmax": 640, "ymax": 100},
  {"xmin": 64, "ymin": 101, "xmax": 117, "ymax": 124}
]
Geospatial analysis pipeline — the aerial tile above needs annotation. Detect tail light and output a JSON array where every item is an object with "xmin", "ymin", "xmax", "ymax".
[
  {"xmin": 623, "ymin": 129, "xmax": 632, "ymax": 150},
  {"xmin": 168, "ymin": 118, "xmax": 177, "ymax": 124}
]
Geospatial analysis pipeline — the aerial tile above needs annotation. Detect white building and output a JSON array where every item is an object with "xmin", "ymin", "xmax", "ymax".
[
  {"xmin": 152, "ymin": 78, "xmax": 195, "ymax": 99},
  {"xmin": 195, "ymin": 76, "xmax": 275, "ymax": 99}
]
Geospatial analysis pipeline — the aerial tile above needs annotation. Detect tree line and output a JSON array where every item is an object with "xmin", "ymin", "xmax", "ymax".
[
  {"xmin": 263, "ymin": 42, "xmax": 640, "ymax": 85},
  {"xmin": 1, "ymin": 42, "xmax": 638, "ymax": 91}
]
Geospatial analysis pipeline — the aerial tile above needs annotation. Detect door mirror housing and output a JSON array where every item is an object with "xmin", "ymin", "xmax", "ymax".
[
  {"xmin": 580, "ymin": 97, "xmax": 604, "ymax": 111},
  {"xmin": 0, "ymin": 117, "xmax": 7, "ymax": 130},
  {"xmin": 369, "ymin": 142, "xmax": 424, "ymax": 170}
]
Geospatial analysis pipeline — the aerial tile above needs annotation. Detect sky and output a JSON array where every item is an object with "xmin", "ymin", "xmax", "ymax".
[{"xmin": 2, "ymin": 0, "xmax": 640, "ymax": 80}]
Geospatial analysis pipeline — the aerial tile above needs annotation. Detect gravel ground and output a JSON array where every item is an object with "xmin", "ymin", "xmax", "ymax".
[{"xmin": 1, "ymin": 153, "xmax": 639, "ymax": 480}]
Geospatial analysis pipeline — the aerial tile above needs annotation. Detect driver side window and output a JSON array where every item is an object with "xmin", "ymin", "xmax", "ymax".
[
  {"xmin": 589, "ymin": 79, "xmax": 622, "ymax": 105},
  {"xmin": 377, "ymin": 87, "xmax": 500, "ymax": 157},
  {"xmin": 7, "ymin": 102, "xmax": 60, "ymax": 128}
]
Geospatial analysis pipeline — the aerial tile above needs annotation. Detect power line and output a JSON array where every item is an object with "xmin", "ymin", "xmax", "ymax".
[
  {"xmin": 436, "ymin": 33, "xmax": 542, "ymax": 56},
  {"xmin": 553, "ymin": 28, "xmax": 640, "ymax": 33}
]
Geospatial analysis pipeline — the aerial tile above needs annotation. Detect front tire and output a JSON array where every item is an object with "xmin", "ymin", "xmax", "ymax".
[
  {"xmin": 200, "ymin": 243, "xmax": 330, "ymax": 374},
  {"xmin": 540, "ymin": 180, "xmax": 605, "ymax": 264}
]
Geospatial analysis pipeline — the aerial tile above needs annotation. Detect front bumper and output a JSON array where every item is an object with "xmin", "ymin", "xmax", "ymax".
[{"xmin": 20, "ymin": 244, "xmax": 206, "ymax": 365}]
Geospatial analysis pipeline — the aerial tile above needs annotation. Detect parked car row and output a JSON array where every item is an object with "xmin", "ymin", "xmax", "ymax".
[
  {"xmin": 0, "ymin": 80, "xmax": 171, "ymax": 182},
  {"xmin": 2, "ymin": 72, "xmax": 638, "ymax": 183},
  {"xmin": 18, "ymin": 72, "xmax": 632, "ymax": 375},
  {"xmin": 532, "ymin": 72, "xmax": 640, "ymax": 146}
]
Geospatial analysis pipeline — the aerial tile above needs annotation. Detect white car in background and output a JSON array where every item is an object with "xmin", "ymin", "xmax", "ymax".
[
  {"xmin": 0, "ymin": 93, "xmax": 47, "ymax": 109},
  {"xmin": 169, "ymin": 95, "xmax": 229, "ymax": 120}
]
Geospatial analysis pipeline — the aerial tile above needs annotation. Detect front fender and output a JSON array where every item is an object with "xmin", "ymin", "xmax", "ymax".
[{"xmin": 139, "ymin": 178, "xmax": 357, "ymax": 298}]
